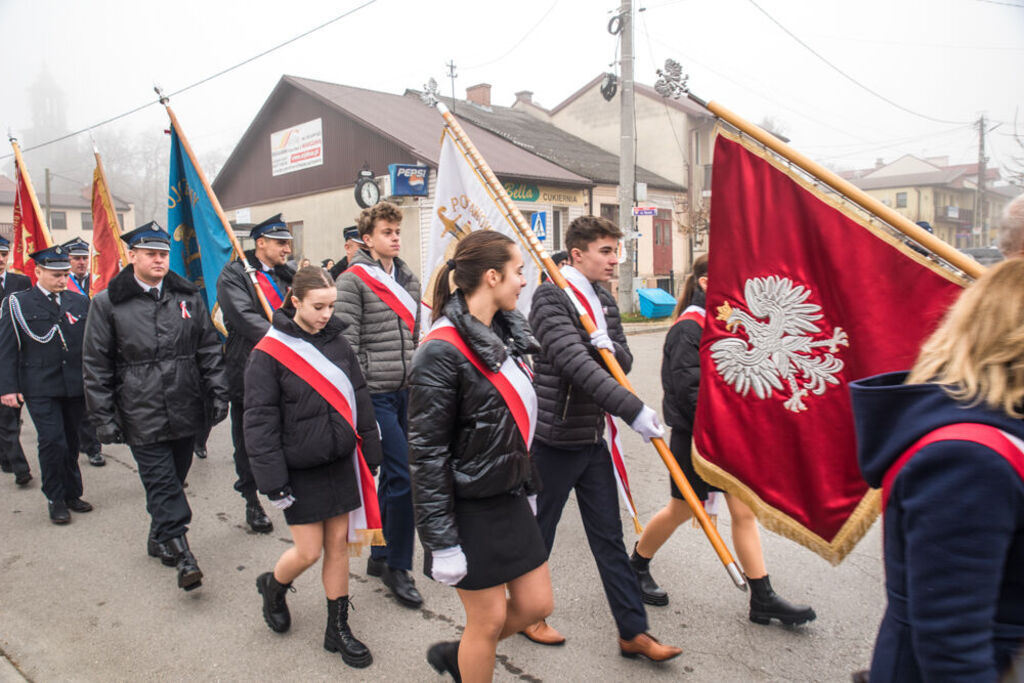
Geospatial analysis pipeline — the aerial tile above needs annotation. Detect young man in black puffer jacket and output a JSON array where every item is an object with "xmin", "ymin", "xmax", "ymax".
[{"xmin": 523, "ymin": 215, "xmax": 682, "ymax": 662}]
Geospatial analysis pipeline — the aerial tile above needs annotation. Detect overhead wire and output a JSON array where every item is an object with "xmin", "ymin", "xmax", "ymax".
[
  {"xmin": 745, "ymin": 0, "xmax": 974, "ymax": 126},
  {"xmin": 462, "ymin": 0, "xmax": 561, "ymax": 70},
  {"xmin": 2, "ymin": 0, "xmax": 377, "ymax": 161}
]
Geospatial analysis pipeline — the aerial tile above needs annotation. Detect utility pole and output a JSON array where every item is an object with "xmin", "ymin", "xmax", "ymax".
[
  {"xmin": 974, "ymin": 114, "xmax": 987, "ymax": 247},
  {"xmin": 45, "ymin": 168, "xmax": 51, "ymax": 224},
  {"xmin": 446, "ymin": 60, "xmax": 458, "ymax": 114},
  {"xmin": 617, "ymin": 0, "xmax": 636, "ymax": 314}
]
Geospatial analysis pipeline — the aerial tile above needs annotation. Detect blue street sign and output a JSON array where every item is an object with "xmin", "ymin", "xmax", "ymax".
[{"xmin": 531, "ymin": 211, "xmax": 547, "ymax": 240}]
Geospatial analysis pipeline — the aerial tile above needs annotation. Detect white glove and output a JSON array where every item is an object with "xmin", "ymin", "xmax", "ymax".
[
  {"xmin": 431, "ymin": 545, "xmax": 468, "ymax": 586},
  {"xmin": 269, "ymin": 494, "xmax": 295, "ymax": 510},
  {"xmin": 589, "ymin": 328, "xmax": 615, "ymax": 352},
  {"xmin": 528, "ymin": 494, "xmax": 538, "ymax": 516},
  {"xmin": 629, "ymin": 405, "xmax": 665, "ymax": 443}
]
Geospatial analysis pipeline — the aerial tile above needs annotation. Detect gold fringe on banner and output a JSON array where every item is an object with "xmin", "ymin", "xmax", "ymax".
[{"xmin": 347, "ymin": 529, "xmax": 386, "ymax": 557}]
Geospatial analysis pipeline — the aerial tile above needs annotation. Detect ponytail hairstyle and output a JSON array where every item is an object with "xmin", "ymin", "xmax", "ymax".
[
  {"xmin": 281, "ymin": 265, "xmax": 335, "ymax": 311},
  {"xmin": 432, "ymin": 231, "xmax": 516, "ymax": 323},
  {"xmin": 673, "ymin": 253, "xmax": 709, "ymax": 319}
]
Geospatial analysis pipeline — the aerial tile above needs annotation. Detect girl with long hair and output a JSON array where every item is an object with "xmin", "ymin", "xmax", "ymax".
[
  {"xmin": 244, "ymin": 266, "xmax": 383, "ymax": 669},
  {"xmin": 409, "ymin": 231, "xmax": 553, "ymax": 682}
]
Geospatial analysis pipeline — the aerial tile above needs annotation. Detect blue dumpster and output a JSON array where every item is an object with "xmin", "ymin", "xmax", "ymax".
[{"xmin": 636, "ymin": 288, "xmax": 676, "ymax": 319}]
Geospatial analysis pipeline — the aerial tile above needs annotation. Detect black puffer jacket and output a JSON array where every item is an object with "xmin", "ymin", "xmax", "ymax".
[
  {"xmin": 529, "ymin": 280, "xmax": 643, "ymax": 448},
  {"xmin": 217, "ymin": 251, "xmax": 294, "ymax": 401},
  {"xmin": 82, "ymin": 267, "xmax": 228, "ymax": 446},
  {"xmin": 243, "ymin": 309, "xmax": 382, "ymax": 495},
  {"xmin": 662, "ymin": 288, "xmax": 705, "ymax": 432},
  {"xmin": 408, "ymin": 293, "xmax": 540, "ymax": 551}
]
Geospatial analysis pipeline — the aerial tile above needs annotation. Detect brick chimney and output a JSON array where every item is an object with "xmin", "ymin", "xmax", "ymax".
[
  {"xmin": 466, "ymin": 83, "xmax": 491, "ymax": 106},
  {"xmin": 514, "ymin": 90, "xmax": 533, "ymax": 105}
]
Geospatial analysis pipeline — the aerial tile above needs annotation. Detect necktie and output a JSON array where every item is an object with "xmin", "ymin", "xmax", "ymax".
[
  {"xmin": 149, "ymin": 288, "xmax": 160, "ymax": 301},
  {"xmin": 48, "ymin": 293, "xmax": 59, "ymax": 308}
]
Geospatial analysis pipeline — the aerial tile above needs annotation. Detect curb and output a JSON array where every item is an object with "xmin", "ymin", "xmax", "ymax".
[{"xmin": 622, "ymin": 321, "xmax": 671, "ymax": 335}]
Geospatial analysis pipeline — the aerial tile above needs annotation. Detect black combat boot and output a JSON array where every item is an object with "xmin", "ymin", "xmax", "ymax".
[
  {"xmin": 256, "ymin": 571, "xmax": 293, "ymax": 633},
  {"xmin": 324, "ymin": 596, "xmax": 372, "ymax": 668},
  {"xmin": 245, "ymin": 494, "xmax": 273, "ymax": 534},
  {"xmin": 748, "ymin": 575, "xmax": 815, "ymax": 626},
  {"xmin": 629, "ymin": 543, "xmax": 668, "ymax": 606},
  {"xmin": 147, "ymin": 533, "xmax": 178, "ymax": 567},
  {"xmin": 427, "ymin": 640, "xmax": 462, "ymax": 682},
  {"xmin": 166, "ymin": 536, "xmax": 203, "ymax": 591}
]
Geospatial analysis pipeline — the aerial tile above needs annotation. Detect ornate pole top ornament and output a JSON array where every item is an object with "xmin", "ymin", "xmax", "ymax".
[
  {"xmin": 654, "ymin": 59, "xmax": 689, "ymax": 100},
  {"xmin": 420, "ymin": 78, "xmax": 440, "ymax": 107},
  {"xmin": 154, "ymin": 85, "xmax": 169, "ymax": 105}
]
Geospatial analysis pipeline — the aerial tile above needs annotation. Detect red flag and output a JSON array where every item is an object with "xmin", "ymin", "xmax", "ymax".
[
  {"xmin": 10, "ymin": 142, "xmax": 52, "ymax": 284},
  {"xmin": 90, "ymin": 152, "xmax": 128, "ymax": 294},
  {"xmin": 692, "ymin": 131, "xmax": 965, "ymax": 564}
]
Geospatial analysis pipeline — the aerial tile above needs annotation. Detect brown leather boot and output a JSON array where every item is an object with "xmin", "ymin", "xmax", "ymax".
[
  {"xmin": 618, "ymin": 632, "xmax": 682, "ymax": 662},
  {"xmin": 520, "ymin": 620, "xmax": 566, "ymax": 646}
]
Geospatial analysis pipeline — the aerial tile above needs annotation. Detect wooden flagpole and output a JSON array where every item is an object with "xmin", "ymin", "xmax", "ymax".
[
  {"xmin": 684, "ymin": 93, "xmax": 985, "ymax": 280},
  {"xmin": 9, "ymin": 139, "xmax": 54, "ymax": 249},
  {"xmin": 420, "ymin": 82, "xmax": 747, "ymax": 591},
  {"xmin": 156, "ymin": 90, "xmax": 274, "ymax": 322}
]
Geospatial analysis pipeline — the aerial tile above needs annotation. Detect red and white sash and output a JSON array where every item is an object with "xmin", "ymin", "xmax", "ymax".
[
  {"xmin": 672, "ymin": 303, "xmax": 721, "ymax": 525},
  {"xmin": 882, "ymin": 423, "xmax": 1024, "ymax": 512},
  {"xmin": 347, "ymin": 263, "xmax": 417, "ymax": 334},
  {"xmin": 255, "ymin": 270, "xmax": 284, "ymax": 310},
  {"xmin": 422, "ymin": 317, "xmax": 537, "ymax": 449},
  {"xmin": 253, "ymin": 326, "xmax": 384, "ymax": 550},
  {"xmin": 560, "ymin": 266, "xmax": 643, "ymax": 532}
]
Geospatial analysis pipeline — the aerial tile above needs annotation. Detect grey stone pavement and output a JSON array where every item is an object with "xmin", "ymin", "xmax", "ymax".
[{"xmin": 0, "ymin": 329, "xmax": 884, "ymax": 682}]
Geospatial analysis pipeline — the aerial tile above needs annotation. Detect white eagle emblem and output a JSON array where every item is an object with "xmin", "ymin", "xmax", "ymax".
[{"xmin": 711, "ymin": 276, "xmax": 849, "ymax": 413}]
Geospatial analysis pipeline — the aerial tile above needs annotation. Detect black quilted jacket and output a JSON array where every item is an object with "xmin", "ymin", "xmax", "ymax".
[{"xmin": 528, "ymin": 280, "xmax": 643, "ymax": 448}]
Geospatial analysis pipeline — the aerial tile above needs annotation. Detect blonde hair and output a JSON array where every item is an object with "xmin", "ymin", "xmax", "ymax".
[{"xmin": 906, "ymin": 258, "xmax": 1024, "ymax": 417}]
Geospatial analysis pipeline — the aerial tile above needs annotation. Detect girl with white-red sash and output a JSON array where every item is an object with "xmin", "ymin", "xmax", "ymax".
[
  {"xmin": 243, "ymin": 266, "xmax": 383, "ymax": 669},
  {"xmin": 409, "ymin": 231, "xmax": 553, "ymax": 682}
]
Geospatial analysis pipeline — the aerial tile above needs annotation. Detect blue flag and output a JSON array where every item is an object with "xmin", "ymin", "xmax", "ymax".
[{"xmin": 167, "ymin": 123, "xmax": 234, "ymax": 319}]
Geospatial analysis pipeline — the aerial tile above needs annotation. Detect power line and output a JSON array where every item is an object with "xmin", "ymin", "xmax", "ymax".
[
  {"xmin": 3, "ymin": 0, "xmax": 377, "ymax": 161},
  {"xmin": 463, "ymin": 0, "xmax": 560, "ymax": 70},
  {"xmin": 746, "ymin": 0, "xmax": 974, "ymax": 126}
]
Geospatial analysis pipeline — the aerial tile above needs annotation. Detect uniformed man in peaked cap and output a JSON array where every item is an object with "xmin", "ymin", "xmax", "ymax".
[
  {"xmin": 216, "ymin": 213, "xmax": 293, "ymax": 535},
  {"xmin": 0, "ymin": 235, "xmax": 32, "ymax": 488},
  {"xmin": 83, "ymin": 222, "xmax": 229, "ymax": 591},
  {"xmin": 0, "ymin": 244, "xmax": 92, "ymax": 524},
  {"xmin": 61, "ymin": 237, "xmax": 106, "ymax": 467}
]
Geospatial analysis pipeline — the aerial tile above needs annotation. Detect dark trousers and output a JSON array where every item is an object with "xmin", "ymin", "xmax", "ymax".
[
  {"xmin": 369, "ymin": 390, "xmax": 415, "ymax": 571},
  {"xmin": 533, "ymin": 439, "xmax": 648, "ymax": 640},
  {"xmin": 24, "ymin": 396, "xmax": 84, "ymax": 504},
  {"xmin": 78, "ymin": 417, "xmax": 101, "ymax": 457},
  {"xmin": 229, "ymin": 399, "xmax": 257, "ymax": 498},
  {"xmin": 0, "ymin": 403, "xmax": 29, "ymax": 477},
  {"xmin": 129, "ymin": 436, "xmax": 194, "ymax": 543}
]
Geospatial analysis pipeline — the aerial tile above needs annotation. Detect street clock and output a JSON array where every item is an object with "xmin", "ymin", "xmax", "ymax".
[{"xmin": 354, "ymin": 170, "xmax": 380, "ymax": 208}]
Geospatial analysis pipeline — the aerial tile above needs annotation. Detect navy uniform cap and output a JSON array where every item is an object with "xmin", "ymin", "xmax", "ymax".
[
  {"xmin": 250, "ymin": 213, "xmax": 292, "ymax": 241},
  {"xmin": 0, "ymin": 235, "xmax": 10, "ymax": 253},
  {"xmin": 62, "ymin": 237, "xmax": 90, "ymax": 256},
  {"xmin": 342, "ymin": 225, "xmax": 364, "ymax": 244},
  {"xmin": 29, "ymin": 244, "xmax": 71, "ymax": 270},
  {"xmin": 121, "ymin": 221, "xmax": 171, "ymax": 251}
]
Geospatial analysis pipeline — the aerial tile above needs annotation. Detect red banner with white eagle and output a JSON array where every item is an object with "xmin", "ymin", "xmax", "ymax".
[{"xmin": 692, "ymin": 130, "xmax": 965, "ymax": 563}]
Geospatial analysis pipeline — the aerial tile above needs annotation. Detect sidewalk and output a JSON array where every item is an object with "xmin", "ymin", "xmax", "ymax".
[{"xmin": 622, "ymin": 318, "xmax": 672, "ymax": 335}]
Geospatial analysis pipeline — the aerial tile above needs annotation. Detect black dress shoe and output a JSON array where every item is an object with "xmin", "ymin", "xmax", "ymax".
[
  {"xmin": 66, "ymin": 498, "xmax": 94, "ymax": 513},
  {"xmin": 147, "ymin": 536, "xmax": 179, "ymax": 567},
  {"xmin": 194, "ymin": 447, "xmax": 207, "ymax": 459},
  {"xmin": 15, "ymin": 472, "xmax": 32, "ymax": 487},
  {"xmin": 382, "ymin": 567, "xmax": 423, "ymax": 608},
  {"xmin": 166, "ymin": 536, "xmax": 203, "ymax": 591},
  {"xmin": 86, "ymin": 452, "xmax": 106, "ymax": 467},
  {"xmin": 48, "ymin": 501, "xmax": 71, "ymax": 524}
]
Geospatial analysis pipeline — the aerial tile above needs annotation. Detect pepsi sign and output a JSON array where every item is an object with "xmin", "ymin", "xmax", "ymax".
[{"xmin": 388, "ymin": 164, "xmax": 430, "ymax": 197}]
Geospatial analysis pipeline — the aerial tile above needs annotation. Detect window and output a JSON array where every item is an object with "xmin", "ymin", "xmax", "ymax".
[
  {"xmin": 51, "ymin": 211, "xmax": 67, "ymax": 230},
  {"xmin": 116, "ymin": 213, "xmax": 124, "ymax": 228},
  {"xmin": 81, "ymin": 212, "xmax": 93, "ymax": 231},
  {"xmin": 895, "ymin": 192, "xmax": 907, "ymax": 209},
  {"xmin": 600, "ymin": 203, "xmax": 619, "ymax": 224}
]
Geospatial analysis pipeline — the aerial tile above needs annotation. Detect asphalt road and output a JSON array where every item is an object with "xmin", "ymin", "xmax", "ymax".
[{"xmin": 0, "ymin": 330, "xmax": 885, "ymax": 682}]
